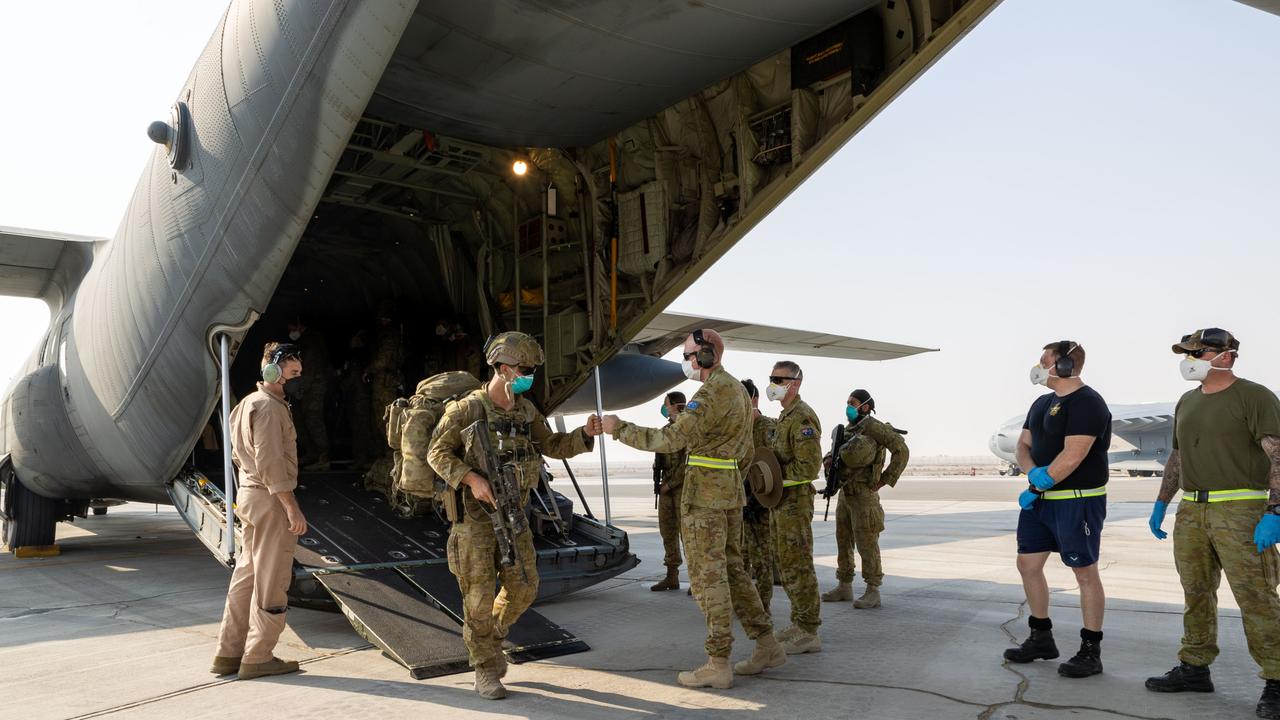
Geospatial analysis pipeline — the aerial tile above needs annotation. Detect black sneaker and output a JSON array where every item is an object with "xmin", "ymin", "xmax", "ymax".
[
  {"xmin": 1145, "ymin": 662, "xmax": 1214, "ymax": 693},
  {"xmin": 1003, "ymin": 629, "xmax": 1059, "ymax": 664},
  {"xmin": 1058, "ymin": 639, "xmax": 1102, "ymax": 678},
  {"xmin": 1258, "ymin": 679, "xmax": 1280, "ymax": 719}
]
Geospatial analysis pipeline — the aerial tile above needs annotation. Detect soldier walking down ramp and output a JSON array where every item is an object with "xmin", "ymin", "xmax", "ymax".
[
  {"xmin": 428, "ymin": 332, "xmax": 601, "ymax": 700},
  {"xmin": 211, "ymin": 343, "xmax": 309, "ymax": 680},
  {"xmin": 603, "ymin": 329, "xmax": 784, "ymax": 689}
]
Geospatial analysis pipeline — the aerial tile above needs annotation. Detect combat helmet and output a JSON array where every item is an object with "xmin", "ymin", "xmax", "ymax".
[{"xmin": 485, "ymin": 331, "xmax": 544, "ymax": 367}]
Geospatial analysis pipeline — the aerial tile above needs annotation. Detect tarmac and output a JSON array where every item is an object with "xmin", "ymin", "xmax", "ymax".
[{"xmin": 1, "ymin": 474, "xmax": 1269, "ymax": 719}]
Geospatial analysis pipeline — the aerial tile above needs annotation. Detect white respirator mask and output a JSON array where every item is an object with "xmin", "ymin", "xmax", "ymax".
[
  {"xmin": 766, "ymin": 383, "xmax": 788, "ymax": 402},
  {"xmin": 1180, "ymin": 353, "xmax": 1233, "ymax": 382},
  {"xmin": 682, "ymin": 358, "xmax": 701, "ymax": 381},
  {"xmin": 288, "ymin": 331, "xmax": 302, "ymax": 341},
  {"xmin": 1029, "ymin": 364, "xmax": 1051, "ymax": 386}
]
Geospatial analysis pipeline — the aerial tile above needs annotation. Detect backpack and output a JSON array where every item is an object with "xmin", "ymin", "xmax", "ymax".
[{"xmin": 383, "ymin": 371, "xmax": 482, "ymax": 516}]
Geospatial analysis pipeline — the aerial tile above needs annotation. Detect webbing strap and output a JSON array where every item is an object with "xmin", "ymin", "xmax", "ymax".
[
  {"xmin": 687, "ymin": 455, "xmax": 737, "ymax": 470},
  {"xmin": 783, "ymin": 479, "xmax": 814, "ymax": 488},
  {"xmin": 1041, "ymin": 486, "xmax": 1107, "ymax": 501},
  {"xmin": 1184, "ymin": 488, "xmax": 1268, "ymax": 503}
]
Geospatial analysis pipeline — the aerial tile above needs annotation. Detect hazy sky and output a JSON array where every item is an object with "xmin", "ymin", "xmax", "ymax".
[{"xmin": 2, "ymin": 1, "xmax": 1278, "ymax": 464}]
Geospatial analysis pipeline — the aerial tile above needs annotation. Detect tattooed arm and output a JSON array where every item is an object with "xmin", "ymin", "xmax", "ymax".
[
  {"xmin": 1261, "ymin": 436, "xmax": 1280, "ymax": 506},
  {"xmin": 1157, "ymin": 449, "xmax": 1181, "ymax": 503}
]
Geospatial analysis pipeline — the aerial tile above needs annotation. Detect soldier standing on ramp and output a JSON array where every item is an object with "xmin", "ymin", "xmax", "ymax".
[
  {"xmin": 821, "ymin": 389, "xmax": 909, "ymax": 609},
  {"xmin": 427, "ymin": 332, "xmax": 601, "ymax": 700},
  {"xmin": 651, "ymin": 391, "xmax": 688, "ymax": 592},
  {"xmin": 763, "ymin": 360, "xmax": 823, "ymax": 654},
  {"xmin": 210, "ymin": 342, "xmax": 308, "ymax": 680},
  {"xmin": 1144, "ymin": 328, "xmax": 1280, "ymax": 720},
  {"xmin": 602, "ymin": 329, "xmax": 785, "ymax": 689}
]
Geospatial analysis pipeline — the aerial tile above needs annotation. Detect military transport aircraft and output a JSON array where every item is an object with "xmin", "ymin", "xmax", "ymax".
[
  {"xmin": 989, "ymin": 403, "xmax": 1174, "ymax": 478},
  {"xmin": 6, "ymin": 0, "xmax": 1268, "ymax": 679}
]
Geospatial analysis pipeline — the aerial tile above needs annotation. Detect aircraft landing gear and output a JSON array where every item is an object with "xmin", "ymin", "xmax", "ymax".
[
  {"xmin": 92, "ymin": 507, "xmax": 108, "ymax": 516},
  {"xmin": 1, "ymin": 467, "xmax": 59, "ymax": 550}
]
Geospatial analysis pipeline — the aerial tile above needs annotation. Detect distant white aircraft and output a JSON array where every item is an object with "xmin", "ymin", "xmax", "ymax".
[{"xmin": 989, "ymin": 402, "xmax": 1174, "ymax": 477}]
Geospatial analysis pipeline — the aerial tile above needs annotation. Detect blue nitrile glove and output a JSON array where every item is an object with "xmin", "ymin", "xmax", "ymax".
[
  {"xmin": 1254, "ymin": 514, "xmax": 1280, "ymax": 553},
  {"xmin": 1028, "ymin": 466, "xmax": 1056, "ymax": 491},
  {"xmin": 1148, "ymin": 500, "xmax": 1169, "ymax": 540},
  {"xmin": 1018, "ymin": 488, "xmax": 1039, "ymax": 510}
]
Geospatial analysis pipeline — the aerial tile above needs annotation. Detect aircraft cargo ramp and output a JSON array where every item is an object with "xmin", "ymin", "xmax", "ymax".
[{"xmin": 169, "ymin": 469, "xmax": 638, "ymax": 679}]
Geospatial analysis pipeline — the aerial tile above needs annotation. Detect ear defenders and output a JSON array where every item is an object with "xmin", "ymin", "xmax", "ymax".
[
  {"xmin": 261, "ymin": 344, "xmax": 299, "ymax": 384},
  {"xmin": 691, "ymin": 328, "xmax": 717, "ymax": 369},
  {"xmin": 1054, "ymin": 340, "xmax": 1077, "ymax": 379}
]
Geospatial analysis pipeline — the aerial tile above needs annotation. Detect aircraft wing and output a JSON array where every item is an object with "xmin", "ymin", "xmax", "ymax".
[
  {"xmin": 1107, "ymin": 403, "xmax": 1175, "ymax": 444},
  {"xmin": 631, "ymin": 311, "xmax": 937, "ymax": 361},
  {"xmin": 0, "ymin": 226, "xmax": 101, "ymax": 299}
]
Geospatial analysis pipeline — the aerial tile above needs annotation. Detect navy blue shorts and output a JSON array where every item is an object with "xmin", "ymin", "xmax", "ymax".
[{"xmin": 1016, "ymin": 494, "xmax": 1106, "ymax": 567}]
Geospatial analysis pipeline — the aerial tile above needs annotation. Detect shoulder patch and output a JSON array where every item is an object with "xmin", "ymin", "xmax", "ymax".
[
  {"xmin": 686, "ymin": 400, "xmax": 700, "ymax": 410},
  {"xmin": 801, "ymin": 426, "xmax": 816, "ymax": 438}
]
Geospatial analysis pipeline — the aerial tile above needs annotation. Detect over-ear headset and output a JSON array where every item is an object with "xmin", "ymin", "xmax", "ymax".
[
  {"xmin": 692, "ymin": 328, "xmax": 717, "ymax": 369},
  {"xmin": 261, "ymin": 343, "xmax": 299, "ymax": 384},
  {"xmin": 1054, "ymin": 340, "xmax": 1077, "ymax": 379}
]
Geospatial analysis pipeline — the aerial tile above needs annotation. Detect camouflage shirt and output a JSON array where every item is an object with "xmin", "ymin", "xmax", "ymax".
[
  {"xmin": 752, "ymin": 413, "xmax": 778, "ymax": 449},
  {"xmin": 837, "ymin": 416, "xmax": 910, "ymax": 488},
  {"xmin": 772, "ymin": 396, "xmax": 822, "ymax": 489},
  {"xmin": 427, "ymin": 387, "xmax": 593, "ymax": 519},
  {"xmin": 614, "ymin": 366, "xmax": 753, "ymax": 510},
  {"xmin": 656, "ymin": 419, "xmax": 688, "ymax": 492}
]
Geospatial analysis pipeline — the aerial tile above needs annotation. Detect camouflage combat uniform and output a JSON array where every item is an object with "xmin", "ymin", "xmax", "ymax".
[
  {"xmin": 613, "ymin": 365, "xmax": 773, "ymax": 658},
  {"xmin": 363, "ymin": 325, "xmax": 404, "ymax": 493},
  {"xmin": 833, "ymin": 416, "xmax": 909, "ymax": 588},
  {"xmin": 765, "ymin": 396, "xmax": 822, "ymax": 633},
  {"xmin": 744, "ymin": 413, "xmax": 778, "ymax": 613},
  {"xmin": 656, "ymin": 427, "xmax": 688, "ymax": 570},
  {"xmin": 427, "ymin": 387, "xmax": 593, "ymax": 667},
  {"xmin": 1170, "ymin": 378, "xmax": 1280, "ymax": 679},
  {"xmin": 295, "ymin": 329, "xmax": 330, "ymax": 465}
]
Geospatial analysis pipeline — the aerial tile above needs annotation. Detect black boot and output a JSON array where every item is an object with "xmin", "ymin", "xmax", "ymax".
[
  {"xmin": 1258, "ymin": 679, "xmax": 1280, "ymax": 719},
  {"xmin": 1145, "ymin": 662, "xmax": 1214, "ymax": 693},
  {"xmin": 1003, "ymin": 629, "xmax": 1059, "ymax": 663},
  {"xmin": 1058, "ymin": 636, "xmax": 1103, "ymax": 678}
]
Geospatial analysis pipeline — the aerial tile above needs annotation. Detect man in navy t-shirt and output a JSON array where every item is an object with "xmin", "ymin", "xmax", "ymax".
[{"xmin": 1003, "ymin": 341, "xmax": 1112, "ymax": 679}]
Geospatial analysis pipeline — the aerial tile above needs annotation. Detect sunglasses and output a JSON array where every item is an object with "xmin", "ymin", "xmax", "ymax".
[
  {"xmin": 1184, "ymin": 348, "xmax": 1223, "ymax": 359},
  {"xmin": 768, "ymin": 375, "xmax": 796, "ymax": 384},
  {"xmin": 505, "ymin": 365, "xmax": 536, "ymax": 376}
]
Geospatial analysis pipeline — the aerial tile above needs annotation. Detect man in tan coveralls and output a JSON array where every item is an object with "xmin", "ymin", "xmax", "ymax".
[
  {"xmin": 428, "ymin": 332, "xmax": 601, "ymax": 700},
  {"xmin": 651, "ymin": 391, "xmax": 688, "ymax": 591},
  {"xmin": 603, "ymin": 329, "xmax": 785, "ymax": 689},
  {"xmin": 211, "ymin": 342, "xmax": 309, "ymax": 680},
  {"xmin": 763, "ymin": 360, "xmax": 823, "ymax": 654}
]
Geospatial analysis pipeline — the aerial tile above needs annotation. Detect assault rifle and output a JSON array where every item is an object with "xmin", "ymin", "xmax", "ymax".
[
  {"xmin": 466, "ymin": 419, "xmax": 530, "ymax": 576},
  {"xmin": 821, "ymin": 424, "xmax": 848, "ymax": 521},
  {"xmin": 652, "ymin": 456, "xmax": 662, "ymax": 509}
]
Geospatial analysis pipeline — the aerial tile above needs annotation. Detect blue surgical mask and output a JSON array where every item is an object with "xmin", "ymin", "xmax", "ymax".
[
  {"xmin": 511, "ymin": 373, "xmax": 534, "ymax": 394},
  {"xmin": 846, "ymin": 405, "xmax": 860, "ymax": 423},
  {"xmin": 660, "ymin": 404, "xmax": 669, "ymax": 418}
]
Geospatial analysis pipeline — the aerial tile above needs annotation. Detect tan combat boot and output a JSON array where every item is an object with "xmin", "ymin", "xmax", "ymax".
[
  {"xmin": 773, "ymin": 624, "xmax": 800, "ymax": 644},
  {"xmin": 237, "ymin": 657, "xmax": 300, "ymax": 680},
  {"xmin": 474, "ymin": 659, "xmax": 508, "ymax": 699},
  {"xmin": 651, "ymin": 566, "xmax": 680, "ymax": 591},
  {"xmin": 678, "ymin": 656, "xmax": 733, "ymax": 689},
  {"xmin": 781, "ymin": 629, "xmax": 822, "ymax": 655},
  {"xmin": 733, "ymin": 633, "xmax": 787, "ymax": 675},
  {"xmin": 821, "ymin": 582, "xmax": 853, "ymax": 602},
  {"xmin": 209, "ymin": 656, "xmax": 241, "ymax": 676},
  {"xmin": 854, "ymin": 586, "xmax": 881, "ymax": 609}
]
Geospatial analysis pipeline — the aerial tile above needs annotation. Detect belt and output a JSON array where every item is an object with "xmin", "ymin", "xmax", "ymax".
[
  {"xmin": 783, "ymin": 479, "xmax": 815, "ymax": 488},
  {"xmin": 687, "ymin": 455, "xmax": 738, "ymax": 471},
  {"xmin": 1183, "ymin": 488, "xmax": 1268, "ymax": 503},
  {"xmin": 1040, "ymin": 486, "xmax": 1107, "ymax": 501}
]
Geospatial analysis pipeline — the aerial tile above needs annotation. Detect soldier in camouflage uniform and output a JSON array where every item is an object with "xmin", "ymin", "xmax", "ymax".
[
  {"xmin": 602, "ymin": 329, "xmax": 784, "ymax": 689},
  {"xmin": 287, "ymin": 319, "xmax": 331, "ymax": 470},
  {"xmin": 427, "ymin": 332, "xmax": 601, "ymax": 700},
  {"xmin": 651, "ymin": 391, "xmax": 688, "ymax": 592},
  {"xmin": 363, "ymin": 303, "xmax": 405, "ymax": 494},
  {"xmin": 762, "ymin": 360, "xmax": 823, "ymax": 654},
  {"xmin": 341, "ymin": 328, "xmax": 373, "ymax": 468},
  {"xmin": 1144, "ymin": 329, "xmax": 1280, "ymax": 719},
  {"xmin": 741, "ymin": 379, "xmax": 778, "ymax": 613},
  {"xmin": 821, "ymin": 389, "xmax": 909, "ymax": 609}
]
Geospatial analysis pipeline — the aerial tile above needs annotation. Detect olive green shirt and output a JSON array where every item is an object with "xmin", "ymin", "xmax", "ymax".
[
  {"xmin": 771, "ymin": 396, "xmax": 822, "ymax": 490},
  {"xmin": 836, "ymin": 416, "xmax": 910, "ymax": 488},
  {"xmin": 614, "ymin": 365, "xmax": 754, "ymax": 510},
  {"xmin": 1173, "ymin": 378, "xmax": 1280, "ymax": 492}
]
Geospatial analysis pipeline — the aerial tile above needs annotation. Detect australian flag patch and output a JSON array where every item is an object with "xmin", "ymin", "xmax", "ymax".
[
  {"xmin": 686, "ymin": 400, "xmax": 700, "ymax": 410},
  {"xmin": 801, "ymin": 426, "xmax": 816, "ymax": 438}
]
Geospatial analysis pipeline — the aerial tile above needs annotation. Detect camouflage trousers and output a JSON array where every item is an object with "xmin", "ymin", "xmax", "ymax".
[
  {"xmin": 742, "ymin": 508, "xmax": 775, "ymax": 615},
  {"xmin": 657, "ymin": 490, "xmax": 683, "ymax": 568},
  {"xmin": 683, "ymin": 504, "xmax": 773, "ymax": 658},
  {"xmin": 835, "ymin": 484, "xmax": 886, "ymax": 586},
  {"xmin": 296, "ymin": 384, "xmax": 329, "ymax": 462},
  {"xmin": 768, "ymin": 486, "xmax": 821, "ymax": 633},
  {"xmin": 446, "ymin": 519, "xmax": 539, "ymax": 667},
  {"xmin": 1174, "ymin": 499, "xmax": 1280, "ymax": 679}
]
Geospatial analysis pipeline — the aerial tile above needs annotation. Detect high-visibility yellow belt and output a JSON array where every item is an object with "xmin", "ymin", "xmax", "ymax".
[
  {"xmin": 1183, "ymin": 488, "xmax": 1268, "ymax": 503},
  {"xmin": 1041, "ymin": 486, "xmax": 1107, "ymax": 501},
  {"xmin": 783, "ymin": 479, "xmax": 815, "ymax": 488},
  {"xmin": 687, "ymin": 455, "xmax": 737, "ymax": 470}
]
